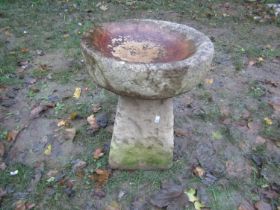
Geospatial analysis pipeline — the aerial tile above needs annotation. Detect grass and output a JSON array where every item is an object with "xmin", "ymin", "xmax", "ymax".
[
  {"xmin": 0, "ymin": 163, "xmax": 33, "ymax": 210},
  {"xmin": 1, "ymin": 0, "xmax": 280, "ymax": 209},
  {"xmin": 248, "ymin": 80, "xmax": 266, "ymax": 98}
]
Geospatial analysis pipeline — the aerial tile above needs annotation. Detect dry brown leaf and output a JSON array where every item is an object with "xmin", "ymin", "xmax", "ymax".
[
  {"xmin": 64, "ymin": 128, "xmax": 76, "ymax": 141},
  {"xmin": 7, "ymin": 130, "xmax": 19, "ymax": 142},
  {"xmin": 39, "ymin": 64, "xmax": 49, "ymax": 71},
  {"xmin": 255, "ymin": 200, "xmax": 272, "ymax": 210},
  {"xmin": 193, "ymin": 166, "xmax": 205, "ymax": 178},
  {"xmin": 264, "ymin": 79, "xmax": 278, "ymax": 87},
  {"xmin": 15, "ymin": 200, "xmax": 26, "ymax": 210},
  {"xmin": 174, "ymin": 128, "xmax": 191, "ymax": 137},
  {"xmin": 91, "ymin": 169, "xmax": 109, "ymax": 186},
  {"xmin": 26, "ymin": 203, "xmax": 35, "ymax": 209},
  {"xmin": 0, "ymin": 142, "xmax": 4, "ymax": 157},
  {"xmin": 20, "ymin": 48, "xmax": 29, "ymax": 53},
  {"xmin": 87, "ymin": 115, "xmax": 99, "ymax": 130},
  {"xmin": 30, "ymin": 103, "xmax": 54, "ymax": 119},
  {"xmin": 238, "ymin": 199, "xmax": 255, "ymax": 210},
  {"xmin": 248, "ymin": 60, "xmax": 257, "ymax": 67},
  {"xmin": 92, "ymin": 103, "xmax": 102, "ymax": 113},
  {"xmin": 93, "ymin": 148, "xmax": 104, "ymax": 159}
]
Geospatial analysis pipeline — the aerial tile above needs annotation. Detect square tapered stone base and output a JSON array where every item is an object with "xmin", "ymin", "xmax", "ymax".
[{"xmin": 109, "ymin": 96, "xmax": 174, "ymax": 170}]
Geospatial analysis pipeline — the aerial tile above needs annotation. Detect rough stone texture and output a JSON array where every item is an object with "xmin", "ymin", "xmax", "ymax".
[
  {"xmin": 81, "ymin": 19, "xmax": 214, "ymax": 99},
  {"xmin": 109, "ymin": 96, "xmax": 174, "ymax": 169}
]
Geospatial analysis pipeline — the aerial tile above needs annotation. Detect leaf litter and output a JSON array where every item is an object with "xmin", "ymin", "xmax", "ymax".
[
  {"xmin": 90, "ymin": 169, "xmax": 110, "ymax": 187},
  {"xmin": 150, "ymin": 181, "xmax": 189, "ymax": 209},
  {"xmin": 93, "ymin": 148, "xmax": 104, "ymax": 159}
]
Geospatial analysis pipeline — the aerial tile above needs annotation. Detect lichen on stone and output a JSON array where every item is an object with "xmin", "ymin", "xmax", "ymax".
[{"xmin": 109, "ymin": 142, "xmax": 173, "ymax": 170}]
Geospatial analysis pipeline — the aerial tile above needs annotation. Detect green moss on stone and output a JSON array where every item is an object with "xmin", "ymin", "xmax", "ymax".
[{"xmin": 109, "ymin": 143, "xmax": 173, "ymax": 169}]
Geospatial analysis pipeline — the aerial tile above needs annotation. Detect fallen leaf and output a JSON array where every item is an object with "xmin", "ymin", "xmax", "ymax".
[
  {"xmin": 193, "ymin": 166, "xmax": 205, "ymax": 178},
  {"xmin": 57, "ymin": 120, "xmax": 70, "ymax": 127},
  {"xmin": 69, "ymin": 112, "xmax": 78, "ymax": 120},
  {"xmin": 104, "ymin": 201, "xmax": 121, "ymax": 210},
  {"xmin": 47, "ymin": 177, "xmax": 55, "ymax": 183},
  {"xmin": 91, "ymin": 169, "xmax": 109, "ymax": 186},
  {"xmin": 44, "ymin": 144, "xmax": 52, "ymax": 155},
  {"xmin": 255, "ymin": 200, "xmax": 272, "ymax": 210},
  {"xmin": 0, "ymin": 142, "xmax": 4, "ymax": 157},
  {"xmin": 211, "ymin": 131, "xmax": 223, "ymax": 140},
  {"xmin": 248, "ymin": 59, "xmax": 257, "ymax": 67},
  {"xmin": 194, "ymin": 200, "xmax": 205, "ymax": 210},
  {"xmin": 92, "ymin": 103, "xmax": 102, "ymax": 113},
  {"xmin": 46, "ymin": 170, "xmax": 58, "ymax": 178},
  {"xmin": 174, "ymin": 128, "xmax": 192, "ymax": 137},
  {"xmin": 205, "ymin": 78, "xmax": 214, "ymax": 85},
  {"xmin": 150, "ymin": 182, "xmax": 188, "ymax": 208},
  {"xmin": 269, "ymin": 97, "xmax": 280, "ymax": 112},
  {"xmin": 6, "ymin": 130, "xmax": 19, "ymax": 142},
  {"xmin": 264, "ymin": 79, "xmax": 278, "ymax": 87},
  {"xmin": 259, "ymin": 187, "xmax": 279, "ymax": 200},
  {"xmin": 257, "ymin": 57, "xmax": 264, "ymax": 63},
  {"xmin": 185, "ymin": 188, "xmax": 198, "ymax": 203},
  {"xmin": 93, "ymin": 148, "xmax": 104, "ymax": 159},
  {"xmin": 87, "ymin": 114, "xmax": 99, "ymax": 130},
  {"xmin": 26, "ymin": 203, "xmax": 35, "ymax": 209},
  {"xmin": 72, "ymin": 159, "xmax": 87, "ymax": 174},
  {"xmin": 73, "ymin": 87, "xmax": 81, "ymax": 99},
  {"xmin": 238, "ymin": 199, "xmax": 255, "ymax": 210},
  {"xmin": 264, "ymin": 117, "xmax": 273, "ymax": 125},
  {"xmin": 21, "ymin": 48, "xmax": 29, "ymax": 53},
  {"xmin": 96, "ymin": 2, "xmax": 108, "ymax": 11},
  {"xmin": 64, "ymin": 128, "xmax": 76, "ymax": 141},
  {"xmin": 185, "ymin": 188, "xmax": 205, "ymax": 210},
  {"xmin": 36, "ymin": 49, "xmax": 44, "ymax": 56},
  {"xmin": 39, "ymin": 64, "xmax": 50, "ymax": 71},
  {"xmin": 15, "ymin": 200, "xmax": 26, "ymax": 210},
  {"xmin": 30, "ymin": 103, "xmax": 54, "ymax": 119}
]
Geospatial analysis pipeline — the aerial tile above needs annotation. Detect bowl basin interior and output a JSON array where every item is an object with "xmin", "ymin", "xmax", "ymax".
[{"xmin": 90, "ymin": 21, "xmax": 196, "ymax": 64}]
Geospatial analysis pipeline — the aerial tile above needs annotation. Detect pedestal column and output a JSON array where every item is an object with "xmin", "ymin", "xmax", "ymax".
[{"xmin": 109, "ymin": 96, "xmax": 174, "ymax": 170}]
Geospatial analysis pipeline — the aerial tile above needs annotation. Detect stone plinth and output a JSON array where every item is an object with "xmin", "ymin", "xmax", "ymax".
[{"xmin": 109, "ymin": 96, "xmax": 174, "ymax": 169}]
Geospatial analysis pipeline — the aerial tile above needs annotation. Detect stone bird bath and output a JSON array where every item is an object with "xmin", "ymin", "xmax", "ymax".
[{"xmin": 81, "ymin": 19, "xmax": 214, "ymax": 170}]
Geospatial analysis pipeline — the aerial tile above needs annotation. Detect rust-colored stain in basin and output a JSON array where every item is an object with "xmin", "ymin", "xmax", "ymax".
[{"xmin": 89, "ymin": 22, "xmax": 196, "ymax": 63}]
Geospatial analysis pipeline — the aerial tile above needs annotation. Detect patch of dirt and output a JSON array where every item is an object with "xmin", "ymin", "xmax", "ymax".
[
  {"xmin": 7, "ymin": 118, "xmax": 84, "ymax": 169},
  {"xmin": 33, "ymin": 50, "xmax": 73, "ymax": 72}
]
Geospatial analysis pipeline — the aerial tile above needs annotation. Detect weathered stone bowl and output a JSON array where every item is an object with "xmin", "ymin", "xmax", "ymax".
[
  {"xmin": 81, "ymin": 19, "xmax": 214, "ymax": 170},
  {"xmin": 81, "ymin": 19, "xmax": 214, "ymax": 100}
]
